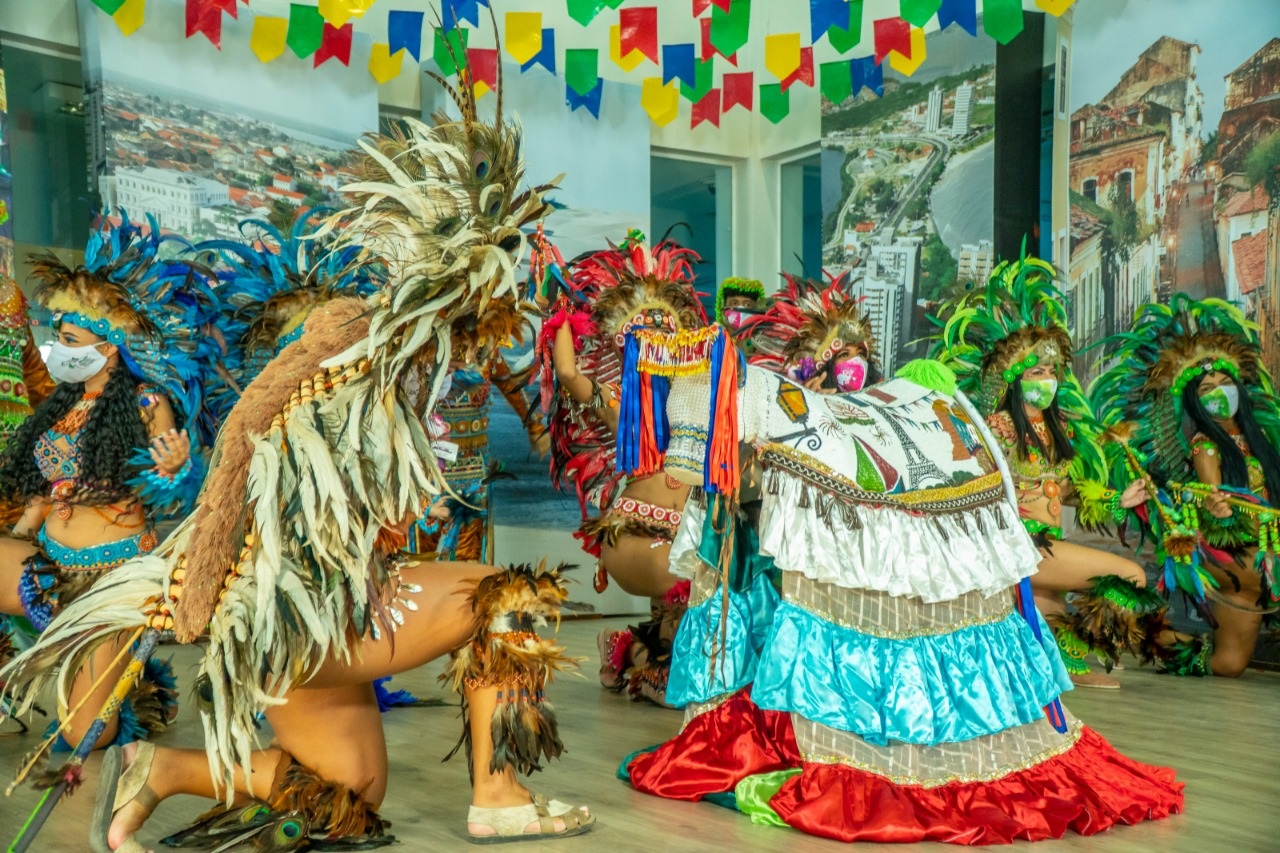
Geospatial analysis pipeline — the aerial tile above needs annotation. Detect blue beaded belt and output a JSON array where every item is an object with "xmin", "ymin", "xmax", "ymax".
[{"xmin": 38, "ymin": 527, "xmax": 156, "ymax": 571}]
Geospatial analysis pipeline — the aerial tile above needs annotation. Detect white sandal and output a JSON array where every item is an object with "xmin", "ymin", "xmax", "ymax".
[{"xmin": 467, "ymin": 793, "xmax": 594, "ymax": 844}]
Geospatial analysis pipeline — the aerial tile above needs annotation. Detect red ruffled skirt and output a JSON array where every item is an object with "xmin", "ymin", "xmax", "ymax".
[{"xmin": 626, "ymin": 692, "xmax": 1183, "ymax": 846}]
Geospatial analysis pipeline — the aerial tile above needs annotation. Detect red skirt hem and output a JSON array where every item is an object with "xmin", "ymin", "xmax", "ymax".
[{"xmin": 626, "ymin": 691, "xmax": 1183, "ymax": 845}]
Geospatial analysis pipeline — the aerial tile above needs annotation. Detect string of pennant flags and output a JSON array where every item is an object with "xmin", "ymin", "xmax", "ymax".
[{"xmin": 88, "ymin": 0, "xmax": 1076, "ymax": 127}]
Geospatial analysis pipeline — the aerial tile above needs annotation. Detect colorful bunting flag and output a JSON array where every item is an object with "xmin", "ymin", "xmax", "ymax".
[
  {"xmin": 434, "ymin": 27, "xmax": 470, "ymax": 76},
  {"xmin": 692, "ymin": 0, "xmax": 732, "ymax": 14},
  {"xmin": 505, "ymin": 12, "xmax": 542, "ymax": 66},
  {"xmin": 709, "ymin": 0, "xmax": 750, "ymax": 59},
  {"xmin": 187, "ymin": 0, "xmax": 224, "ymax": 48},
  {"xmin": 680, "ymin": 58, "xmax": 715, "ymax": 103},
  {"xmin": 641, "ymin": 77, "xmax": 679, "ymax": 126},
  {"xmin": 888, "ymin": 27, "xmax": 926, "ymax": 76},
  {"xmin": 691, "ymin": 89, "xmax": 721, "ymax": 129},
  {"xmin": 467, "ymin": 48, "xmax": 499, "ymax": 97},
  {"xmin": 760, "ymin": 82, "xmax": 790, "ymax": 124},
  {"xmin": 251, "ymin": 15, "xmax": 289, "ymax": 62},
  {"xmin": 722, "ymin": 71, "xmax": 753, "ymax": 112},
  {"xmin": 112, "ymin": 0, "xmax": 146, "ymax": 35},
  {"xmin": 780, "ymin": 47, "xmax": 814, "ymax": 92},
  {"xmin": 937, "ymin": 0, "xmax": 976, "ymax": 36},
  {"xmin": 851, "ymin": 54, "xmax": 884, "ymax": 97},
  {"xmin": 610, "ymin": 25, "xmax": 646, "ymax": 73},
  {"xmin": 566, "ymin": 78, "xmax": 604, "ymax": 118},
  {"xmin": 443, "ymin": 0, "xmax": 485, "ymax": 29},
  {"xmin": 828, "ymin": 1, "xmax": 865, "ymax": 54},
  {"xmin": 522, "ymin": 28, "xmax": 556, "ymax": 74},
  {"xmin": 368, "ymin": 43, "xmax": 405, "ymax": 84},
  {"xmin": 318, "ymin": 0, "xmax": 374, "ymax": 28},
  {"xmin": 820, "ymin": 59, "xmax": 853, "ymax": 104},
  {"xmin": 663, "ymin": 43, "xmax": 697, "ymax": 88},
  {"xmin": 619, "ymin": 7, "xmax": 659, "ymax": 64},
  {"xmin": 764, "ymin": 33, "xmax": 802, "ymax": 81},
  {"xmin": 388, "ymin": 10, "xmax": 424, "ymax": 61},
  {"xmin": 899, "ymin": 0, "xmax": 942, "ymax": 27},
  {"xmin": 565, "ymin": 49, "xmax": 600, "ymax": 97},
  {"xmin": 315, "ymin": 22, "xmax": 353, "ymax": 67},
  {"xmin": 91, "ymin": 0, "xmax": 127, "ymax": 13},
  {"xmin": 1035, "ymin": 0, "xmax": 1076, "ymax": 15},
  {"xmin": 983, "ymin": 0, "xmax": 1024, "ymax": 45},
  {"xmin": 287, "ymin": 3, "xmax": 325, "ymax": 59},
  {"xmin": 873, "ymin": 17, "xmax": 911, "ymax": 64},
  {"xmin": 700, "ymin": 18, "xmax": 738, "ymax": 65},
  {"xmin": 566, "ymin": 0, "xmax": 605, "ymax": 27}
]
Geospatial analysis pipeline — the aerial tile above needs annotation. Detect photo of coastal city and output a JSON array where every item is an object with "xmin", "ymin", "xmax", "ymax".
[
  {"xmin": 82, "ymin": 0, "xmax": 377, "ymax": 238},
  {"xmin": 820, "ymin": 23, "xmax": 996, "ymax": 372},
  {"xmin": 1069, "ymin": 0, "xmax": 1280, "ymax": 380}
]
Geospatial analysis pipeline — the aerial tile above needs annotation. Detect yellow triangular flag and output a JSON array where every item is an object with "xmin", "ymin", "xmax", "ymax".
[
  {"xmin": 251, "ymin": 16, "xmax": 289, "ymax": 64},
  {"xmin": 369, "ymin": 43, "xmax": 405, "ymax": 85},
  {"xmin": 505, "ymin": 12, "xmax": 542, "ymax": 66},
  {"xmin": 610, "ymin": 25, "xmax": 646, "ymax": 72},
  {"xmin": 112, "ymin": 0, "xmax": 146, "ymax": 37},
  {"xmin": 641, "ymin": 77, "xmax": 678, "ymax": 127},
  {"xmin": 889, "ymin": 27, "xmax": 927, "ymax": 77},
  {"xmin": 1035, "ymin": 0, "xmax": 1076, "ymax": 15},
  {"xmin": 318, "ymin": 0, "xmax": 375, "ymax": 28},
  {"xmin": 765, "ymin": 33, "xmax": 802, "ymax": 81}
]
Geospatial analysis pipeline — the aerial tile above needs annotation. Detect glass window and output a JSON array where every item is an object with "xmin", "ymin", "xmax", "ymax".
[
  {"xmin": 650, "ymin": 155, "xmax": 732, "ymax": 302},
  {"xmin": 780, "ymin": 153, "xmax": 823, "ymax": 280}
]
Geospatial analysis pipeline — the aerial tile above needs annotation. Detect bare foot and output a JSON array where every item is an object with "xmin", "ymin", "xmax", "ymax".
[{"xmin": 107, "ymin": 743, "xmax": 154, "ymax": 851}]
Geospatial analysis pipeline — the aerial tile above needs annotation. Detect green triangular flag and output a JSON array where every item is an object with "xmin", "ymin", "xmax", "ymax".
[
  {"xmin": 433, "ymin": 27, "xmax": 471, "ymax": 76},
  {"xmin": 680, "ymin": 58, "xmax": 715, "ymax": 103},
  {"xmin": 820, "ymin": 60, "xmax": 853, "ymax": 105},
  {"xmin": 287, "ymin": 3, "xmax": 325, "ymax": 59},
  {"xmin": 566, "ymin": 0, "xmax": 605, "ymax": 27},
  {"xmin": 90, "ymin": 0, "xmax": 127, "ymax": 14},
  {"xmin": 828, "ymin": 0, "xmax": 864, "ymax": 54},
  {"xmin": 899, "ymin": 0, "xmax": 942, "ymax": 28},
  {"xmin": 565, "ymin": 49, "xmax": 600, "ymax": 97},
  {"xmin": 760, "ymin": 83, "xmax": 790, "ymax": 124},
  {"xmin": 983, "ymin": 0, "xmax": 1025, "ymax": 45},
  {"xmin": 710, "ymin": 0, "xmax": 751, "ymax": 58}
]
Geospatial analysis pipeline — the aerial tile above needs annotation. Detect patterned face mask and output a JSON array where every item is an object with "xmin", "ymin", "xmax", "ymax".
[
  {"xmin": 723, "ymin": 308, "xmax": 762, "ymax": 330},
  {"xmin": 1020, "ymin": 377, "xmax": 1059, "ymax": 410},
  {"xmin": 1199, "ymin": 383, "xmax": 1239, "ymax": 420},
  {"xmin": 833, "ymin": 356, "xmax": 868, "ymax": 393}
]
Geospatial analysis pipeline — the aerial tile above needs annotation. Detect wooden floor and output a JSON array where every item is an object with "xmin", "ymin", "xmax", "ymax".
[{"xmin": 1, "ymin": 617, "xmax": 1277, "ymax": 852}]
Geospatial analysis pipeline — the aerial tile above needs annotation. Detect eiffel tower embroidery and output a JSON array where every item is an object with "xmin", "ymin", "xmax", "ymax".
[{"xmin": 880, "ymin": 408, "xmax": 949, "ymax": 488}]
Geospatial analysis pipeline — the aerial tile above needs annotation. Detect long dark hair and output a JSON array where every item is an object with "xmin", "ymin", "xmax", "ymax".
[
  {"xmin": 1182, "ymin": 375, "xmax": 1280, "ymax": 500},
  {"xmin": 998, "ymin": 378, "xmax": 1076, "ymax": 465},
  {"xmin": 0, "ymin": 365, "xmax": 153, "ymax": 505}
]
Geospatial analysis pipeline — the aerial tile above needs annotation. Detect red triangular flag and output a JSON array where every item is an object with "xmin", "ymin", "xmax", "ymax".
[
  {"xmin": 700, "ymin": 17, "xmax": 738, "ymax": 65},
  {"xmin": 780, "ymin": 47, "xmax": 814, "ymax": 92},
  {"xmin": 691, "ymin": 88, "xmax": 722, "ymax": 128},
  {"xmin": 722, "ymin": 71, "xmax": 753, "ymax": 112},
  {"xmin": 212, "ymin": 0, "xmax": 239, "ymax": 16},
  {"xmin": 620, "ymin": 7, "xmax": 660, "ymax": 64},
  {"xmin": 692, "ymin": 0, "xmax": 732, "ymax": 14},
  {"xmin": 186, "ymin": 0, "xmax": 223, "ymax": 48},
  {"xmin": 874, "ymin": 17, "xmax": 912, "ymax": 64},
  {"xmin": 466, "ymin": 47, "xmax": 499, "ymax": 91},
  {"xmin": 315, "ymin": 22, "xmax": 353, "ymax": 67}
]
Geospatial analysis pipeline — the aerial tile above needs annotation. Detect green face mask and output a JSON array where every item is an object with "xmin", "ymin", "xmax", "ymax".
[
  {"xmin": 1021, "ymin": 377, "xmax": 1059, "ymax": 410},
  {"xmin": 1199, "ymin": 384, "xmax": 1239, "ymax": 420}
]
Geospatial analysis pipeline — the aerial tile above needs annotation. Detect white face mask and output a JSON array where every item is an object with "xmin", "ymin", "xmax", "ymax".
[{"xmin": 46, "ymin": 341, "xmax": 109, "ymax": 384}]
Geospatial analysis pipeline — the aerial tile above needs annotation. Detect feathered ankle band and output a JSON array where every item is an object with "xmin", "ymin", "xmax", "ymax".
[{"xmin": 442, "ymin": 562, "xmax": 580, "ymax": 779}]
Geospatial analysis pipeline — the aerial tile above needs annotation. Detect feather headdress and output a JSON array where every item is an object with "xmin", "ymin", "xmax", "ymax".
[
  {"xmin": 741, "ymin": 272, "xmax": 877, "ymax": 374},
  {"xmin": 27, "ymin": 211, "xmax": 223, "ymax": 441},
  {"xmin": 714, "ymin": 276, "xmax": 765, "ymax": 326},
  {"xmin": 1090, "ymin": 295, "xmax": 1280, "ymax": 483},
  {"xmin": 196, "ymin": 210, "xmax": 382, "ymax": 397},
  {"xmin": 931, "ymin": 252, "xmax": 1108, "ymax": 484}
]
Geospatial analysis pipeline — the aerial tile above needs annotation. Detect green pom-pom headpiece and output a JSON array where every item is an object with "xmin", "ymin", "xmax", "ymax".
[{"xmin": 715, "ymin": 277, "xmax": 765, "ymax": 325}]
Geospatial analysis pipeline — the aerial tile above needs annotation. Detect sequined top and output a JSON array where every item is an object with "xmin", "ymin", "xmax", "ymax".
[
  {"xmin": 34, "ymin": 393, "xmax": 100, "ymax": 489},
  {"xmin": 986, "ymin": 411, "xmax": 1073, "ymax": 500},
  {"xmin": 1191, "ymin": 432, "xmax": 1267, "ymax": 500}
]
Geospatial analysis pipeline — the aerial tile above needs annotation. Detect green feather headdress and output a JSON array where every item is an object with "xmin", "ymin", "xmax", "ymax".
[
  {"xmin": 714, "ymin": 277, "xmax": 765, "ymax": 325},
  {"xmin": 930, "ymin": 253, "xmax": 1108, "ymax": 484},
  {"xmin": 1089, "ymin": 294, "xmax": 1280, "ymax": 484}
]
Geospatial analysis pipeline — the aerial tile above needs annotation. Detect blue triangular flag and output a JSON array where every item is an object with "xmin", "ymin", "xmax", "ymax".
[
  {"xmin": 938, "ymin": 0, "xmax": 978, "ymax": 37},
  {"xmin": 521, "ymin": 27, "xmax": 556, "ymax": 74},
  {"xmin": 810, "ymin": 0, "xmax": 850, "ymax": 41},
  {"xmin": 663, "ymin": 43, "xmax": 697, "ymax": 88},
  {"xmin": 387, "ymin": 10, "xmax": 424, "ymax": 61},
  {"xmin": 566, "ymin": 77, "xmax": 604, "ymax": 119}
]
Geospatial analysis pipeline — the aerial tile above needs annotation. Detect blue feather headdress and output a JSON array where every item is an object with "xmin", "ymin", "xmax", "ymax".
[{"xmin": 28, "ymin": 211, "xmax": 223, "ymax": 444}]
